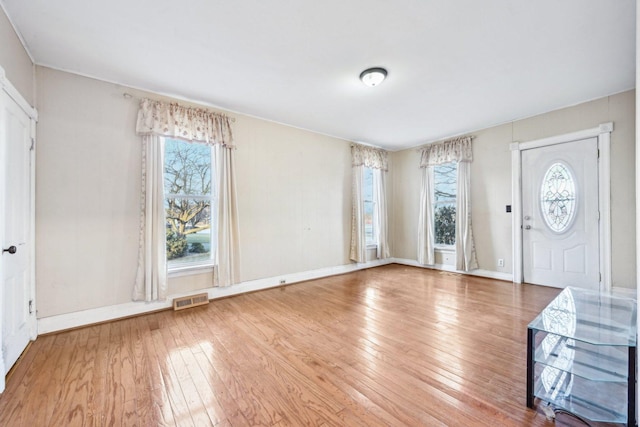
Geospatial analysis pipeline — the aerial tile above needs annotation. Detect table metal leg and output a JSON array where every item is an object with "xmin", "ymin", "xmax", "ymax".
[
  {"xmin": 628, "ymin": 345, "xmax": 636, "ymax": 427},
  {"xmin": 527, "ymin": 327, "xmax": 535, "ymax": 409}
]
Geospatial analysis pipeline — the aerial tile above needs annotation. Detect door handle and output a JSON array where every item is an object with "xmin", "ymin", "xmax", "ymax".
[
  {"xmin": 524, "ymin": 225, "xmax": 531, "ymax": 230},
  {"xmin": 3, "ymin": 245, "xmax": 17, "ymax": 254}
]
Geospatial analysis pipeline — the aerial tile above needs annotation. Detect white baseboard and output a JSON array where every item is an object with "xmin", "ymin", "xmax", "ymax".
[
  {"xmin": 37, "ymin": 258, "xmax": 393, "ymax": 334},
  {"xmin": 391, "ymin": 258, "xmax": 513, "ymax": 282}
]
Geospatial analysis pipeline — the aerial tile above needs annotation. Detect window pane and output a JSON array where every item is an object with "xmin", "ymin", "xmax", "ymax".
[
  {"xmin": 434, "ymin": 162, "xmax": 457, "ymax": 245},
  {"xmin": 363, "ymin": 167, "xmax": 377, "ymax": 245},
  {"xmin": 434, "ymin": 203, "xmax": 456, "ymax": 245},
  {"xmin": 165, "ymin": 198, "xmax": 212, "ymax": 266},
  {"xmin": 363, "ymin": 167, "xmax": 374, "ymax": 202},
  {"xmin": 434, "ymin": 162, "xmax": 457, "ymax": 204},
  {"xmin": 164, "ymin": 138, "xmax": 212, "ymax": 196},
  {"xmin": 364, "ymin": 200, "xmax": 375, "ymax": 244}
]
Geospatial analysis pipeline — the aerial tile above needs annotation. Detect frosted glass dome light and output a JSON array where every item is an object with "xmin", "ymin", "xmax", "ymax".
[{"xmin": 360, "ymin": 67, "xmax": 387, "ymax": 87}]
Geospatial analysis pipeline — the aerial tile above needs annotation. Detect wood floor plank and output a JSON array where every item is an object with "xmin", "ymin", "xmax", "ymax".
[
  {"xmin": 86, "ymin": 321, "xmax": 111, "ymax": 419},
  {"xmin": 102, "ymin": 320, "xmax": 125, "ymax": 426},
  {"xmin": 128, "ymin": 316, "xmax": 154, "ymax": 424},
  {"xmin": 0, "ymin": 334, "xmax": 56, "ymax": 425},
  {"xmin": 192, "ymin": 349, "xmax": 251, "ymax": 426},
  {"xmin": 1, "ymin": 264, "xmax": 622, "ymax": 426},
  {"xmin": 41, "ymin": 329, "xmax": 85, "ymax": 424},
  {"xmin": 288, "ymin": 274, "xmax": 548, "ymax": 424},
  {"xmin": 275, "ymin": 271, "xmax": 544, "ymax": 416},
  {"xmin": 152, "ymin": 323, "xmax": 197, "ymax": 426},
  {"xmin": 134, "ymin": 315, "xmax": 176, "ymax": 426},
  {"xmin": 163, "ymin": 326, "xmax": 213, "ymax": 426},
  {"xmin": 225, "ymin": 294, "xmax": 418, "ymax": 426},
  {"xmin": 48, "ymin": 325, "xmax": 96, "ymax": 426},
  {"xmin": 197, "ymin": 309, "xmax": 289, "ymax": 425},
  {"xmin": 210, "ymin": 299, "xmax": 349, "ymax": 426},
  {"xmin": 245, "ymin": 293, "xmax": 456, "ymax": 425},
  {"xmin": 278, "ymin": 283, "xmax": 530, "ymax": 416}
]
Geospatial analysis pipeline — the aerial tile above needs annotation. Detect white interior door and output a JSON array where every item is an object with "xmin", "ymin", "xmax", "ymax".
[
  {"xmin": 0, "ymin": 89, "xmax": 33, "ymax": 379},
  {"xmin": 521, "ymin": 137, "xmax": 599, "ymax": 289}
]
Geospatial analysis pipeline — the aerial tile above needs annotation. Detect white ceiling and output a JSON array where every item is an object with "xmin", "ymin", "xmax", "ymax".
[{"xmin": 1, "ymin": 0, "xmax": 636, "ymax": 150}]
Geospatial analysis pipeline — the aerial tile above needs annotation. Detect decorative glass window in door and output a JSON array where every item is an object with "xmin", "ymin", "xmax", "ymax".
[{"xmin": 540, "ymin": 162, "xmax": 576, "ymax": 233}]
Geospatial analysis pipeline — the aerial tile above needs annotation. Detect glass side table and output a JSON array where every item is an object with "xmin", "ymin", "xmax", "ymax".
[{"xmin": 527, "ymin": 287, "xmax": 637, "ymax": 426}]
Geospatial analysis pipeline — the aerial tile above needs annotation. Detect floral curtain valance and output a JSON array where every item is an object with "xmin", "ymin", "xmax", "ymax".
[
  {"xmin": 419, "ymin": 136, "xmax": 472, "ymax": 167},
  {"xmin": 136, "ymin": 98, "xmax": 234, "ymax": 146},
  {"xmin": 351, "ymin": 143, "xmax": 388, "ymax": 171}
]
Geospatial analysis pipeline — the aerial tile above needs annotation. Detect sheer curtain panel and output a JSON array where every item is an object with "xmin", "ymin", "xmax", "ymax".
[
  {"xmin": 374, "ymin": 168, "xmax": 390, "ymax": 259},
  {"xmin": 350, "ymin": 165, "xmax": 366, "ymax": 263},
  {"xmin": 455, "ymin": 160, "xmax": 478, "ymax": 271},
  {"xmin": 418, "ymin": 136, "xmax": 477, "ymax": 271},
  {"xmin": 133, "ymin": 135, "xmax": 168, "ymax": 301},
  {"xmin": 216, "ymin": 144, "xmax": 240, "ymax": 287},
  {"xmin": 417, "ymin": 165, "xmax": 435, "ymax": 265},
  {"xmin": 134, "ymin": 99, "xmax": 238, "ymax": 301}
]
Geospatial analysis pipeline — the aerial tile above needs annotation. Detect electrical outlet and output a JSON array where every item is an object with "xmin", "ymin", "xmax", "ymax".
[
  {"xmin": 498, "ymin": 259, "xmax": 504, "ymax": 267},
  {"xmin": 279, "ymin": 279, "xmax": 286, "ymax": 285}
]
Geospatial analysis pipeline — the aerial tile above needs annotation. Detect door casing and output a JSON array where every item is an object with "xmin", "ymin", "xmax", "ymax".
[
  {"xmin": 511, "ymin": 123, "xmax": 612, "ymax": 290},
  {"xmin": 0, "ymin": 66, "xmax": 37, "ymax": 394}
]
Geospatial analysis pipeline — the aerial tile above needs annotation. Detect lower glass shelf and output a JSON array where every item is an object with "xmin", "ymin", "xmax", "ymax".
[
  {"xmin": 535, "ymin": 332, "xmax": 629, "ymax": 382},
  {"xmin": 534, "ymin": 363, "xmax": 628, "ymax": 424}
]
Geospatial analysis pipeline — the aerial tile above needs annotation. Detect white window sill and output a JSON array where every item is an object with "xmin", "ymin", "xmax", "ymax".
[
  {"xmin": 168, "ymin": 264, "xmax": 215, "ymax": 278},
  {"xmin": 435, "ymin": 246, "xmax": 455, "ymax": 253},
  {"xmin": 366, "ymin": 243, "xmax": 379, "ymax": 250}
]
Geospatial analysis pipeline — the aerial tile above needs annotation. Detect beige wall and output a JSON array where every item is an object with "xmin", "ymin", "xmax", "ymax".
[
  {"xmin": 235, "ymin": 117, "xmax": 351, "ymax": 280},
  {"xmin": 35, "ymin": 66, "xmax": 352, "ymax": 318},
  {"xmin": 36, "ymin": 68, "xmax": 142, "ymax": 317},
  {"xmin": 391, "ymin": 90, "xmax": 636, "ymax": 288},
  {"xmin": 0, "ymin": 6, "xmax": 33, "ymax": 104}
]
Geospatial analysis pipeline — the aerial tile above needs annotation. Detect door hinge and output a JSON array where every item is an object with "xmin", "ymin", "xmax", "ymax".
[
  {"xmin": 28, "ymin": 300, "xmax": 33, "ymax": 314},
  {"xmin": 599, "ymin": 273, "xmax": 602, "ymax": 283},
  {"xmin": 597, "ymin": 148, "xmax": 600, "ymax": 159},
  {"xmin": 29, "ymin": 138, "xmax": 35, "ymax": 151},
  {"xmin": 597, "ymin": 211, "xmax": 600, "ymax": 220}
]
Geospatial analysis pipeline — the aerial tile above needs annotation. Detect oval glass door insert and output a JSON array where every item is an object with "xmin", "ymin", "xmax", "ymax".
[{"xmin": 540, "ymin": 162, "xmax": 576, "ymax": 232}]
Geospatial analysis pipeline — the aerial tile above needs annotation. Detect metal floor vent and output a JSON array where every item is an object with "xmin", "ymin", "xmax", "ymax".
[{"xmin": 173, "ymin": 293, "xmax": 209, "ymax": 311}]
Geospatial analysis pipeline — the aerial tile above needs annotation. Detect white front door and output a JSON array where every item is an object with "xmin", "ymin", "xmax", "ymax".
[
  {"xmin": 521, "ymin": 137, "xmax": 600, "ymax": 289},
  {"xmin": 0, "ymin": 89, "xmax": 33, "ymax": 379}
]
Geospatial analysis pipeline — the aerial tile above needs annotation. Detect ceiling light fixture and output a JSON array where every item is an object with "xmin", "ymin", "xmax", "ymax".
[{"xmin": 359, "ymin": 67, "xmax": 387, "ymax": 87}]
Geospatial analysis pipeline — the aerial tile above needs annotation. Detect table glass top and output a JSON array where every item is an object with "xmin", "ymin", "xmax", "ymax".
[{"xmin": 528, "ymin": 287, "xmax": 637, "ymax": 346}]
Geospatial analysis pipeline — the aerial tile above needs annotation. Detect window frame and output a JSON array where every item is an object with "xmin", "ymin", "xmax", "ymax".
[{"xmin": 162, "ymin": 137, "xmax": 217, "ymax": 273}]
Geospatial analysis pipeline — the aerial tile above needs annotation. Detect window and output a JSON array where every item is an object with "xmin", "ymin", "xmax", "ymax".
[
  {"xmin": 363, "ymin": 167, "xmax": 378, "ymax": 246},
  {"xmin": 163, "ymin": 138, "xmax": 216, "ymax": 269},
  {"xmin": 540, "ymin": 162, "xmax": 576, "ymax": 233},
  {"xmin": 434, "ymin": 162, "xmax": 457, "ymax": 246}
]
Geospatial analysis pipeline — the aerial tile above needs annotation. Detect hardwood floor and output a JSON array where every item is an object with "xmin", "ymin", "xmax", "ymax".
[{"xmin": 0, "ymin": 265, "xmax": 614, "ymax": 426}]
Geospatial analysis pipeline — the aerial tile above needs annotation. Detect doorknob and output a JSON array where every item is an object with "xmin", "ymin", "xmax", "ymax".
[
  {"xmin": 3, "ymin": 246, "xmax": 17, "ymax": 254},
  {"xmin": 524, "ymin": 216, "xmax": 531, "ymax": 220},
  {"xmin": 524, "ymin": 225, "xmax": 531, "ymax": 230}
]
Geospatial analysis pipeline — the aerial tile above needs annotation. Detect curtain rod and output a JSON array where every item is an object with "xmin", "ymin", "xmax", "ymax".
[{"xmin": 123, "ymin": 92, "xmax": 236, "ymax": 123}]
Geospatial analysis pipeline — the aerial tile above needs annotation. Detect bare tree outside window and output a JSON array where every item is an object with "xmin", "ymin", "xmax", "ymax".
[
  {"xmin": 164, "ymin": 138, "xmax": 215, "ymax": 266},
  {"xmin": 434, "ymin": 162, "xmax": 457, "ymax": 245}
]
